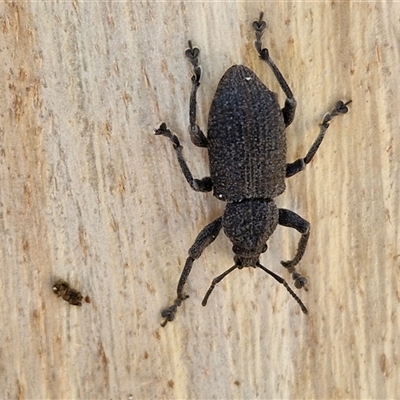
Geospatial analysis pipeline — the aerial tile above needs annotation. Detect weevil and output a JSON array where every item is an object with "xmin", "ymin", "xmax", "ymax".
[{"xmin": 155, "ymin": 13, "xmax": 351, "ymax": 326}]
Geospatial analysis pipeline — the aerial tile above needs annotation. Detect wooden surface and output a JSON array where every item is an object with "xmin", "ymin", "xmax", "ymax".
[{"xmin": 1, "ymin": 2, "xmax": 399, "ymax": 399}]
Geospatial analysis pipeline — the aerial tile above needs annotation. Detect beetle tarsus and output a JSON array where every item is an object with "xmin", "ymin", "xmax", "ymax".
[
  {"xmin": 184, "ymin": 41, "xmax": 208, "ymax": 148},
  {"xmin": 185, "ymin": 41, "xmax": 201, "ymax": 83},
  {"xmin": 293, "ymin": 272, "xmax": 309, "ymax": 291},
  {"xmin": 161, "ymin": 295, "xmax": 189, "ymax": 327},
  {"xmin": 323, "ymin": 100, "xmax": 352, "ymax": 125},
  {"xmin": 253, "ymin": 12, "xmax": 267, "ymax": 53},
  {"xmin": 154, "ymin": 123, "xmax": 180, "ymax": 149},
  {"xmin": 185, "ymin": 40, "xmax": 200, "ymax": 63},
  {"xmin": 335, "ymin": 100, "xmax": 352, "ymax": 114}
]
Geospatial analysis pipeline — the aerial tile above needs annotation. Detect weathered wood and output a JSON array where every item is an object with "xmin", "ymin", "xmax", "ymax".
[{"xmin": 0, "ymin": 2, "xmax": 399, "ymax": 398}]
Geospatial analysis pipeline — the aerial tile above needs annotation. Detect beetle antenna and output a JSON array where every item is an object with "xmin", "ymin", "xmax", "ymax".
[
  {"xmin": 257, "ymin": 263, "xmax": 308, "ymax": 314},
  {"xmin": 202, "ymin": 265, "xmax": 238, "ymax": 306},
  {"xmin": 202, "ymin": 263, "xmax": 308, "ymax": 315}
]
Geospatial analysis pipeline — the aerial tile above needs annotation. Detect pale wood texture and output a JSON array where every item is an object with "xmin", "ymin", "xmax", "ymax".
[{"xmin": 1, "ymin": 2, "xmax": 399, "ymax": 399}]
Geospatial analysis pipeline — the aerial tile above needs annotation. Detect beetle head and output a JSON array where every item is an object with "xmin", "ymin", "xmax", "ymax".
[{"xmin": 223, "ymin": 199, "xmax": 278, "ymax": 267}]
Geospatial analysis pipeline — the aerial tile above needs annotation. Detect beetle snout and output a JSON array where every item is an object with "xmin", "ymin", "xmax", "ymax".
[
  {"xmin": 233, "ymin": 245, "xmax": 267, "ymax": 268},
  {"xmin": 234, "ymin": 256, "xmax": 259, "ymax": 268}
]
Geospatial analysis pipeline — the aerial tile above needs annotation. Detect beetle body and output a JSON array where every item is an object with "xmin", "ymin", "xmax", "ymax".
[
  {"xmin": 208, "ymin": 65, "xmax": 286, "ymax": 202},
  {"xmin": 155, "ymin": 13, "xmax": 350, "ymax": 326}
]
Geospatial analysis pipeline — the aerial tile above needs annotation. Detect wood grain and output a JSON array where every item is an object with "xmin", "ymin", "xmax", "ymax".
[{"xmin": 1, "ymin": 2, "xmax": 399, "ymax": 398}]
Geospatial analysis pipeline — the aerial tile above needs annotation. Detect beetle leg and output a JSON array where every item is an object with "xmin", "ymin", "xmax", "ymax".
[
  {"xmin": 185, "ymin": 41, "xmax": 209, "ymax": 148},
  {"xmin": 161, "ymin": 217, "xmax": 223, "ymax": 326},
  {"xmin": 286, "ymin": 100, "xmax": 352, "ymax": 177},
  {"xmin": 154, "ymin": 123, "xmax": 213, "ymax": 192},
  {"xmin": 278, "ymin": 208, "xmax": 310, "ymax": 290},
  {"xmin": 253, "ymin": 12, "xmax": 297, "ymax": 126}
]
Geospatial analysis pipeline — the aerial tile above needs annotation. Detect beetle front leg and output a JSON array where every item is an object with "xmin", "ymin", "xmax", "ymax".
[
  {"xmin": 253, "ymin": 12, "xmax": 297, "ymax": 127},
  {"xmin": 278, "ymin": 208, "xmax": 310, "ymax": 290},
  {"xmin": 161, "ymin": 217, "xmax": 223, "ymax": 326},
  {"xmin": 185, "ymin": 41, "xmax": 209, "ymax": 148},
  {"xmin": 286, "ymin": 100, "xmax": 352, "ymax": 177},
  {"xmin": 154, "ymin": 123, "xmax": 213, "ymax": 192}
]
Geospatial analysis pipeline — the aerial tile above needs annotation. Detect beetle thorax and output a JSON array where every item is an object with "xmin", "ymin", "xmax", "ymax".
[{"xmin": 223, "ymin": 199, "xmax": 279, "ymax": 267}]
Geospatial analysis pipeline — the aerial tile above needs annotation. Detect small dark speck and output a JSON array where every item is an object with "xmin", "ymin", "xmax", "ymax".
[
  {"xmin": 85, "ymin": 295, "xmax": 91, "ymax": 303},
  {"xmin": 168, "ymin": 380, "xmax": 174, "ymax": 389},
  {"xmin": 53, "ymin": 279, "xmax": 83, "ymax": 306},
  {"xmin": 234, "ymin": 380, "xmax": 240, "ymax": 386},
  {"xmin": 154, "ymin": 331, "xmax": 161, "ymax": 340}
]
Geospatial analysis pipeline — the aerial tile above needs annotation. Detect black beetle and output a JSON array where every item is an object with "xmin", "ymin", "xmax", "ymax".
[{"xmin": 155, "ymin": 13, "xmax": 350, "ymax": 326}]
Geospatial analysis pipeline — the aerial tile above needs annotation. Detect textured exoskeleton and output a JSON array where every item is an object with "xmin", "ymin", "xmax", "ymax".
[{"xmin": 155, "ymin": 13, "xmax": 351, "ymax": 326}]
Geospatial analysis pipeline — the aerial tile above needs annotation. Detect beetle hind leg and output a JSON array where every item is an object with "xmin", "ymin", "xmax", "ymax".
[
  {"xmin": 161, "ymin": 217, "xmax": 223, "ymax": 326},
  {"xmin": 278, "ymin": 208, "xmax": 310, "ymax": 290}
]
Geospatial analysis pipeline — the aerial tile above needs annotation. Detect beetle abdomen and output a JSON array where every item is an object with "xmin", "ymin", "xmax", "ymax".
[{"xmin": 208, "ymin": 65, "xmax": 286, "ymax": 202}]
